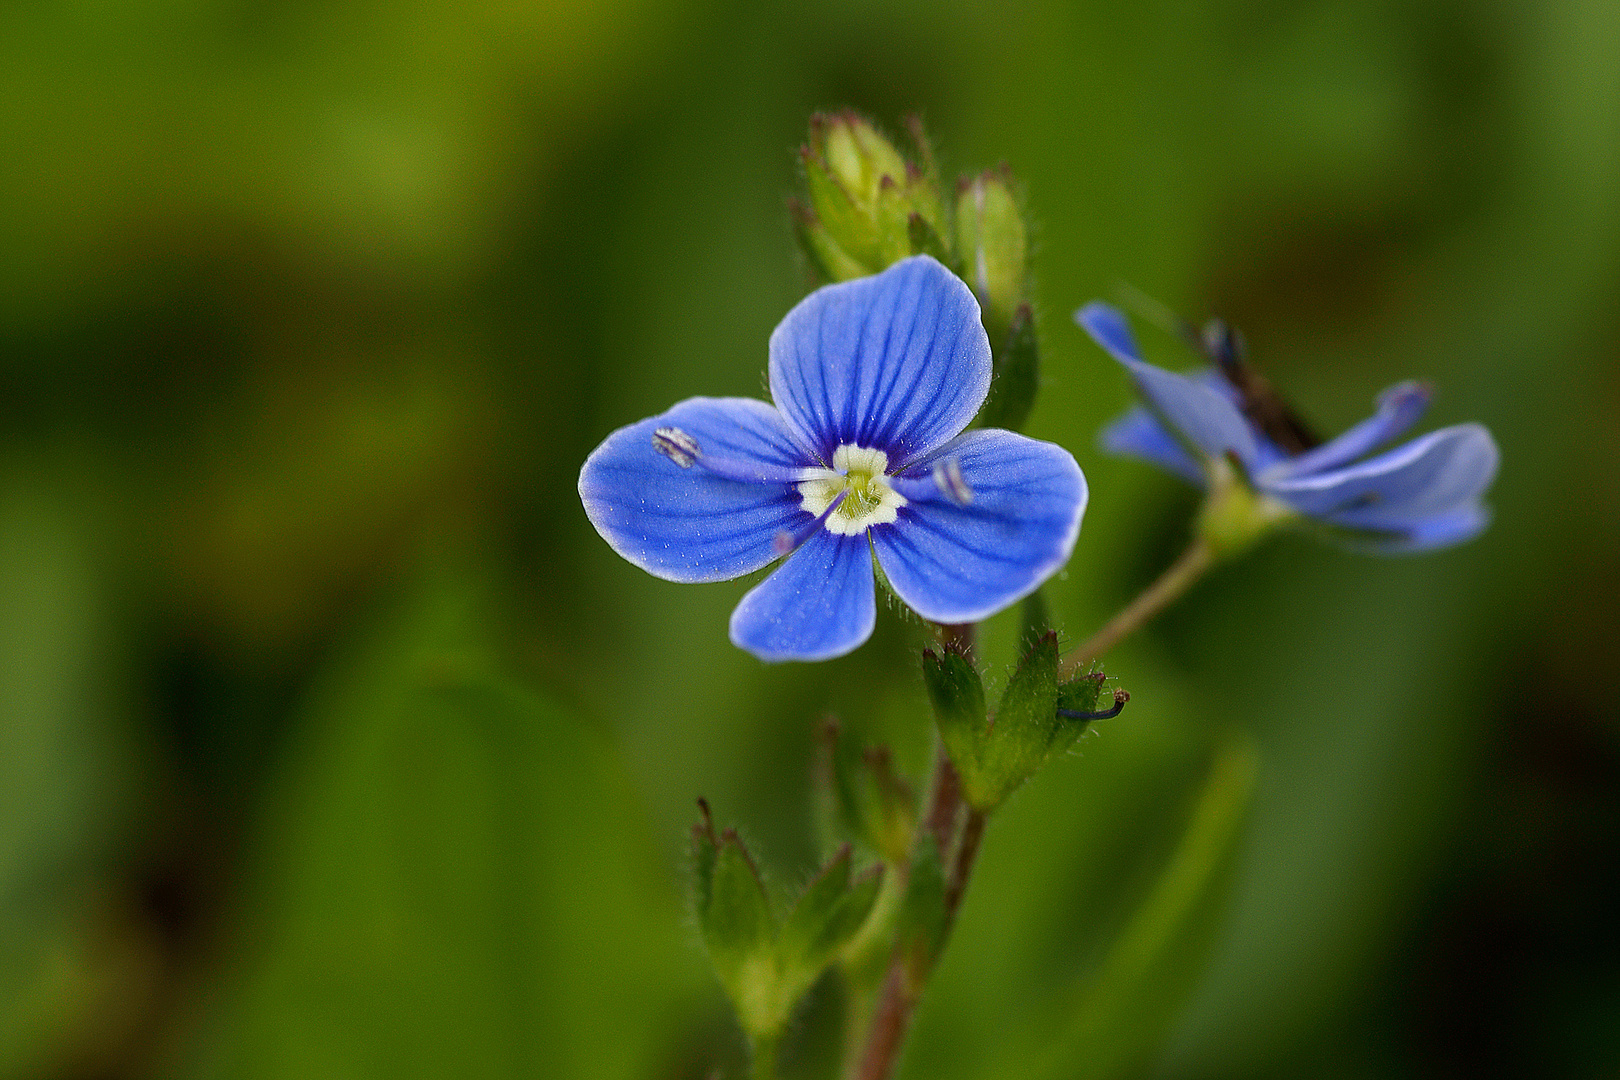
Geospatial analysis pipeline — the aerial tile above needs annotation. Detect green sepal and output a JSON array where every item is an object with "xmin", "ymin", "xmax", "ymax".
[
  {"xmin": 969, "ymin": 630, "xmax": 1062, "ymax": 809},
  {"xmin": 777, "ymin": 844, "xmax": 885, "ymax": 998},
  {"xmin": 820, "ymin": 720, "xmax": 916, "ymax": 865},
  {"xmin": 692, "ymin": 806, "xmax": 886, "ymax": 1043},
  {"xmin": 814, "ymin": 111, "xmax": 907, "ymax": 207},
  {"xmin": 1020, "ymin": 587, "xmax": 1051, "ymax": 653},
  {"xmin": 798, "ymin": 111, "xmax": 950, "ymax": 278},
  {"xmin": 874, "ymin": 174, "xmax": 915, "ymax": 266},
  {"xmin": 978, "ymin": 303, "xmax": 1040, "ymax": 432},
  {"xmin": 925, "ymin": 634, "xmax": 1115, "ymax": 813},
  {"xmin": 1055, "ymin": 669, "xmax": 1107, "ymax": 718},
  {"xmin": 920, "ymin": 642, "xmax": 988, "ymax": 796},
  {"xmin": 906, "ymin": 210, "xmax": 952, "ymax": 266},
  {"xmin": 692, "ymin": 803, "xmax": 778, "ymax": 1037},
  {"xmin": 801, "ymin": 149, "xmax": 881, "ymax": 271},
  {"xmin": 792, "ymin": 198, "xmax": 873, "ymax": 284},
  {"xmin": 954, "ymin": 167, "xmax": 1028, "ymax": 341}
]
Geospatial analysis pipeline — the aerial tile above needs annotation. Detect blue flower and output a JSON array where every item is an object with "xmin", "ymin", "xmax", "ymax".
[
  {"xmin": 1076, "ymin": 302, "xmax": 1498, "ymax": 553},
  {"xmin": 579, "ymin": 256, "xmax": 1087, "ymax": 661}
]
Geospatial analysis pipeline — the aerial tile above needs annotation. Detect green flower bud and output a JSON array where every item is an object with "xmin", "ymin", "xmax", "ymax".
[
  {"xmin": 818, "ymin": 111, "xmax": 907, "ymax": 209},
  {"xmin": 818, "ymin": 720, "xmax": 917, "ymax": 866},
  {"xmin": 955, "ymin": 167, "xmax": 1027, "ymax": 340},
  {"xmin": 691, "ymin": 802, "xmax": 777, "ymax": 1037},
  {"xmin": 797, "ymin": 111, "xmax": 950, "ymax": 282},
  {"xmin": 924, "ymin": 635, "xmax": 1125, "ymax": 813},
  {"xmin": 691, "ymin": 802, "xmax": 883, "ymax": 1042}
]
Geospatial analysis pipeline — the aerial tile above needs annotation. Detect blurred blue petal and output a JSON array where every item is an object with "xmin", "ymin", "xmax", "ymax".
[
  {"xmin": 873, "ymin": 430, "xmax": 1086, "ymax": 624},
  {"xmin": 1076, "ymin": 302, "xmax": 1260, "ymax": 467},
  {"xmin": 1080, "ymin": 302, "xmax": 1498, "ymax": 554},
  {"xmin": 1264, "ymin": 424, "xmax": 1499, "ymax": 526},
  {"xmin": 1074, "ymin": 301, "xmax": 1145, "ymax": 365},
  {"xmin": 729, "ymin": 531, "xmax": 875, "ymax": 661},
  {"xmin": 1342, "ymin": 503, "xmax": 1493, "ymax": 553},
  {"xmin": 769, "ymin": 256, "xmax": 991, "ymax": 469},
  {"xmin": 1099, "ymin": 406, "xmax": 1207, "ymax": 488},
  {"xmin": 1266, "ymin": 381, "xmax": 1431, "ymax": 481},
  {"xmin": 579, "ymin": 397, "xmax": 808, "ymax": 584}
]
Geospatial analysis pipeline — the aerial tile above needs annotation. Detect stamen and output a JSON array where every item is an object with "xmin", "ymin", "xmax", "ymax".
[
  {"xmin": 653, "ymin": 426, "xmax": 699, "ymax": 467},
  {"xmin": 934, "ymin": 457, "xmax": 972, "ymax": 505},
  {"xmin": 1057, "ymin": 688, "xmax": 1129, "ymax": 721},
  {"xmin": 889, "ymin": 457, "xmax": 973, "ymax": 505},
  {"xmin": 653, "ymin": 425, "xmax": 821, "ymax": 483},
  {"xmin": 773, "ymin": 491, "xmax": 848, "ymax": 556}
]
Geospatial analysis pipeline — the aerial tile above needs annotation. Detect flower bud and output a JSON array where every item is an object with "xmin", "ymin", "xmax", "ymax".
[
  {"xmin": 818, "ymin": 720, "xmax": 916, "ymax": 865},
  {"xmin": 924, "ymin": 634, "xmax": 1120, "ymax": 813},
  {"xmin": 691, "ymin": 802, "xmax": 883, "ymax": 1042},
  {"xmin": 797, "ymin": 112, "xmax": 949, "ymax": 281},
  {"xmin": 954, "ymin": 167, "xmax": 1027, "ymax": 340}
]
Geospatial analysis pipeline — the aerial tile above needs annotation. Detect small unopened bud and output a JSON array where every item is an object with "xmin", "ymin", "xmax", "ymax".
[
  {"xmin": 798, "ymin": 111, "xmax": 948, "ymax": 281},
  {"xmin": 814, "ymin": 111, "xmax": 907, "ymax": 207},
  {"xmin": 652, "ymin": 426, "xmax": 699, "ymax": 467},
  {"xmin": 955, "ymin": 168, "xmax": 1027, "ymax": 338}
]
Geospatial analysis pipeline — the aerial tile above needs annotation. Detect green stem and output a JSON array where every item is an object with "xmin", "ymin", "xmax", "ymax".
[
  {"xmin": 852, "ymin": 624, "xmax": 985, "ymax": 1080},
  {"xmin": 1058, "ymin": 537, "xmax": 1215, "ymax": 678},
  {"xmin": 751, "ymin": 1032, "xmax": 779, "ymax": 1080}
]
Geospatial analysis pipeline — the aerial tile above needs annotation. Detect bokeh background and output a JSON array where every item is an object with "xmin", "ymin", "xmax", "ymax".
[{"xmin": 4, "ymin": 0, "xmax": 1618, "ymax": 1077}]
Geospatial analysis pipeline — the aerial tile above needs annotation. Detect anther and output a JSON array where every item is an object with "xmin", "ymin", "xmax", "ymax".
[
  {"xmin": 773, "ymin": 491, "xmax": 848, "ymax": 556},
  {"xmin": 933, "ymin": 457, "xmax": 973, "ymax": 505},
  {"xmin": 890, "ymin": 456, "xmax": 973, "ymax": 505},
  {"xmin": 1057, "ymin": 688, "xmax": 1129, "ymax": 722},
  {"xmin": 653, "ymin": 427, "xmax": 700, "ymax": 467}
]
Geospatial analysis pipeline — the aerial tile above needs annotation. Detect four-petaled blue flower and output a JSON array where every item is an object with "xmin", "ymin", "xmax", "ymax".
[
  {"xmin": 579, "ymin": 256, "xmax": 1087, "ymax": 661},
  {"xmin": 1076, "ymin": 302, "xmax": 1499, "ymax": 552}
]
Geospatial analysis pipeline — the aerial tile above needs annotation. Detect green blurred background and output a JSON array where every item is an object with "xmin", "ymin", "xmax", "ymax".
[{"xmin": 3, "ymin": 0, "xmax": 1618, "ymax": 1077}]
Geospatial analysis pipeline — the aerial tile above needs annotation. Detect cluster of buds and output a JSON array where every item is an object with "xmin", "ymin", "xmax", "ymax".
[
  {"xmin": 793, "ymin": 113, "xmax": 1040, "ymax": 430},
  {"xmin": 924, "ymin": 629, "xmax": 1127, "ymax": 814}
]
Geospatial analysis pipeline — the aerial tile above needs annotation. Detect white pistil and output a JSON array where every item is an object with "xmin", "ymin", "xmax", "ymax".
[{"xmin": 797, "ymin": 445, "xmax": 908, "ymax": 536}]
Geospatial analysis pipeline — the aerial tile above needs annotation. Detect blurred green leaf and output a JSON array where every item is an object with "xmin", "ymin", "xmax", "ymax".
[
  {"xmin": 0, "ymin": 488, "xmax": 132, "ymax": 1077},
  {"xmin": 169, "ymin": 571, "xmax": 691, "ymax": 1080},
  {"xmin": 1038, "ymin": 734, "xmax": 1259, "ymax": 1080}
]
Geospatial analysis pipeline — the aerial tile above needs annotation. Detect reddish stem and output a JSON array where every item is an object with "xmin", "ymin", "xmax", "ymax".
[{"xmin": 855, "ymin": 624, "xmax": 988, "ymax": 1080}]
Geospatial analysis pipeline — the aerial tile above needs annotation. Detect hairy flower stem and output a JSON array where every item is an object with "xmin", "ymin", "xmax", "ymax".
[
  {"xmin": 751, "ymin": 1033, "xmax": 779, "ymax": 1080},
  {"xmin": 855, "ymin": 625, "xmax": 987, "ymax": 1080},
  {"xmin": 1058, "ymin": 537, "xmax": 1215, "ymax": 677}
]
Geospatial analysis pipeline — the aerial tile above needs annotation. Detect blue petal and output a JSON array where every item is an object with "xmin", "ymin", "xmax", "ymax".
[
  {"xmin": 579, "ymin": 397, "xmax": 810, "ymax": 584},
  {"xmin": 1264, "ymin": 380, "xmax": 1431, "ymax": 480},
  {"xmin": 728, "ymin": 530, "xmax": 876, "ymax": 661},
  {"xmin": 1074, "ymin": 301, "xmax": 1144, "ymax": 364},
  {"xmin": 769, "ymin": 256, "xmax": 991, "ymax": 469},
  {"xmin": 1339, "ymin": 503, "xmax": 1492, "ymax": 554},
  {"xmin": 1262, "ymin": 423, "xmax": 1499, "ymax": 528},
  {"xmin": 1099, "ymin": 405, "xmax": 1208, "ymax": 488},
  {"xmin": 872, "ymin": 430, "xmax": 1086, "ymax": 624},
  {"xmin": 1075, "ymin": 302, "xmax": 1260, "ymax": 468}
]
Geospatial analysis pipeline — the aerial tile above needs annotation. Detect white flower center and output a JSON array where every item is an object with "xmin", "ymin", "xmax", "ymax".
[{"xmin": 797, "ymin": 445, "xmax": 908, "ymax": 536}]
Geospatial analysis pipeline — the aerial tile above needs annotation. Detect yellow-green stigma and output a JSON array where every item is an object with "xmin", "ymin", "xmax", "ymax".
[{"xmin": 798, "ymin": 445, "xmax": 908, "ymax": 536}]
